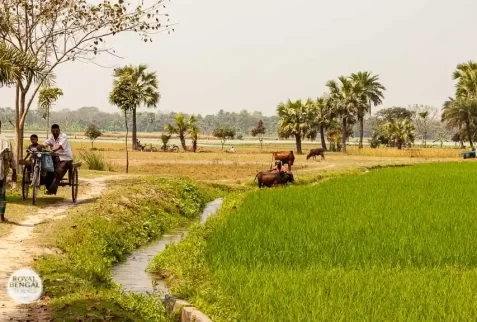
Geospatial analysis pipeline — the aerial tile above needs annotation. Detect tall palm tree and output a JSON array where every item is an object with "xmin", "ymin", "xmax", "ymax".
[
  {"xmin": 326, "ymin": 76, "xmax": 362, "ymax": 153},
  {"xmin": 308, "ymin": 96, "xmax": 333, "ymax": 151},
  {"xmin": 350, "ymin": 71, "xmax": 386, "ymax": 149},
  {"xmin": 189, "ymin": 125, "xmax": 200, "ymax": 152},
  {"xmin": 113, "ymin": 64, "xmax": 159, "ymax": 149},
  {"xmin": 277, "ymin": 99, "xmax": 311, "ymax": 154},
  {"xmin": 165, "ymin": 113, "xmax": 197, "ymax": 151},
  {"xmin": 38, "ymin": 87, "xmax": 63, "ymax": 139},
  {"xmin": 442, "ymin": 96, "xmax": 477, "ymax": 147},
  {"xmin": 453, "ymin": 61, "xmax": 477, "ymax": 99}
]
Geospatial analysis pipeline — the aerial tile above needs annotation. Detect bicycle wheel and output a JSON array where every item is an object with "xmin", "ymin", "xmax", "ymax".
[
  {"xmin": 32, "ymin": 164, "xmax": 40, "ymax": 205},
  {"xmin": 22, "ymin": 166, "xmax": 30, "ymax": 200}
]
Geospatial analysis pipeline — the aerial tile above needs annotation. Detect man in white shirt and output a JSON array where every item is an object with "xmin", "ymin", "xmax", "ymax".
[
  {"xmin": 0, "ymin": 120, "xmax": 17, "ymax": 222},
  {"xmin": 41, "ymin": 124, "xmax": 73, "ymax": 195}
]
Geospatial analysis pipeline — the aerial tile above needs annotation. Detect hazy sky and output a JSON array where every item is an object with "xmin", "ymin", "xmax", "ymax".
[{"xmin": 1, "ymin": 0, "xmax": 477, "ymax": 116}]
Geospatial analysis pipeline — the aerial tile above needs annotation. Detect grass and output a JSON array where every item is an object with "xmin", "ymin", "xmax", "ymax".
[
  {"xmin": 150, "ymin": 162, "xmax": 477, "ymax": 321},
  {"xmin": 31, "ymin": 176, "xmax": 226, "ymax": 321},
  {"xmin": 77, "ymin": 149, "xmax": 114, "ymax": 171}
]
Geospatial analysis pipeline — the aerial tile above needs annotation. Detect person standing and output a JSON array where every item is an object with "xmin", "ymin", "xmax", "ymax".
[
  {"xmin": 0, "ymin": 121, "xmax": 17, "ymax": 223},
  {"xmin": 41, "ymin": 124, "xmax": 73, "ymax": 195}
]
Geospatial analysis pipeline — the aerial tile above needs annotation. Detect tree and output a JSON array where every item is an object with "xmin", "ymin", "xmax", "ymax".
[
  {"xmin": 109, "ymin": 76, "xmax": 138, "ymax": 173},
  {"xmin": 350, "ymin": 72, "xmax": 386, "ymax": 148},
  {"xmin": 0, "ymin": 41, "xmax": 46, "ymax": 87},
  {"xmin": 308, "ymin": 96, "xmax": 333, "ymax": 151},
  {"xmin": 384, "ymin": 119, "xmax": 415, "ymax": 149},
  {"xmin": 84, "ymin": 124, "xmax": 102, "ymax": 149},
  {"xmin": 0, "ymin": 0, "xmax": 172, "ymax": 168},
  {"xmin": 112, "ymin": 65, "xmax": 159, "ymax": 149},
  {"xmin": 277, "ymin": 99, "xmax": 311, "ymax": 154},
  {"xmin": 441, "ymin": 96, "xmax": 477, "ymax": 148},
  {"xmin": 326, "ymin": 76, "xmax": 362, "ymax": 153},
  {"xmin": 213, "ymin": 126, "xmax": 235, "ymax": 151},
  {"xmin": 251, "ymin": 120, "xmax": 266, "ymax": 150},
  {"xmin": 375, "ymin": 107, "xmax": 414, "ymax": 122},
  {"xmin": 160, "ymin": 134, "xmax": 171, "ymax": 151},
  {"xmin": 433, "ymin": 128, "xmax": 449, "ymax": 148},
  {"xmin": 38, "ymin": 87, "xmax": 63, "ymax": 139},
  {"xmin": 453, "ymin": 61, "xmax": 477, "ymax": 99},
  {"xmin": 189, "ymin": 126, "xmax": 200, "ymax": 152},
  {"xmin": 165, "ymin": 113, "xmax": 197, "ymax": 151},
  {"xmin": 409, "ymin": 104, "xmax": 438, "ymax": 147}
]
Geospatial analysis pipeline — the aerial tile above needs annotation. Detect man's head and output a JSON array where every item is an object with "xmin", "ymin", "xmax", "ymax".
[
  {"xmin": 30, "ymin": 134, "xmax": 38, "ymax": 145},
  {"xmin": 51, "ymin": 124, "xmax": 60, "ymax": 138}
]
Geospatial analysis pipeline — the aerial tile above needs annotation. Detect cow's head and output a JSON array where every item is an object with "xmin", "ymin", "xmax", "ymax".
[
  {"xmin": 306, "ymin": 153, "xmax": 311, "ymax": 160},
  {"xmin": 286, "ymin": 172, "xmax": 295, "ymax": 183}
]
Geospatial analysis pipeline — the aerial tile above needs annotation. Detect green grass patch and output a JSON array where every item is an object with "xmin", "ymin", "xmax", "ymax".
[
  {"xmin": 33, "ymin": 176, "xmax": 226, "ymax": 321},
  {"xmin": 151, "ymin": 162, "xmax": 477, "ymax": 321}
]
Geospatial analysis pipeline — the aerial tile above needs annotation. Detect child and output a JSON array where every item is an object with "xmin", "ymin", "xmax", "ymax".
[{"xmin": 24, "ymin": 134, "xmax": 43, "ymax": 160}]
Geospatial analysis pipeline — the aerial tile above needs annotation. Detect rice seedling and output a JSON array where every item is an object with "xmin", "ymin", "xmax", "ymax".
[{"xmin": 154, "ymin": 162, "xmax": 477, "ymax": 321}]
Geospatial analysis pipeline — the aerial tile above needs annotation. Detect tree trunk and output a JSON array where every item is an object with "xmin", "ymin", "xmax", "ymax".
[
  {"xmin": 320, "ymin": 126, "xmax": 327, "ymax": 151},
  {"xmin": 179, "ymin": 132, "xmax": 187, "ymax": 151},
  {"xmin": 459, "ymin": 124, "xmax": 464, "ymax": 148},
  {"xmin": 397, "ymin": 142, "xmax": 402, "ymax": 150},
  {"xmin": 341, "ymin": 117, "xmax": 347, "ymax": 154},
  {"xmin": 124, "ymin": 110, "xmax": 129, "ymax": 174},
  {"xmin": 259, "ymin": 137, "xmax": 263, "ymax": 151},
  {"xmin": 14, "ymin": 84, "xmax": 21, "ymax": 170},
  {"xmin": 46, "ymin": 108, "xmax": 50, "ymax": 140},
  {"xmin": 466, "ymin": 121, "xmax": 473, "ymax": 147},
  {"xmin": 358, "ymin": 116, "xmax": 364, "ymax": 149},
  {"xmin": 295, "ymin": 133, "xmax": 302, "ymax": 154},
  {"xmin": 91, "ymin": 140, "xmax": 94, "ymax": 149},
  {"xmin": 132, "ymin": 108, "xmax": 137, "ymax": 149},
  {"xmin": 192, "ymin": 140, "xmax": 197, "ymax": 152}
]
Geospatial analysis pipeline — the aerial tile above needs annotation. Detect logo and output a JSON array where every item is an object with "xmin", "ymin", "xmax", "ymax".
[{"xmin": 7, "ymin": 267, "xmax": 43, "ymax": 304}]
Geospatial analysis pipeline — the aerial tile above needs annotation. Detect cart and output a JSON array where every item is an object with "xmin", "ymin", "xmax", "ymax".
[{"xmin": 20, "ymin": 151, "xmax": 81, "ymax": 205}]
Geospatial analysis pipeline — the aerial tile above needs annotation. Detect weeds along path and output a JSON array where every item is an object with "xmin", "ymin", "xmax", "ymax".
[{"xmin": 0, "ymin": 175, "xmax": 124, "ymax": 322}]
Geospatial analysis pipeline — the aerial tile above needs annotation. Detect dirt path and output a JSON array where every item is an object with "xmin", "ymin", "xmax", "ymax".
[{"xmin": 0, "ymin": 175, "xmax": 122, "ymax": 322}]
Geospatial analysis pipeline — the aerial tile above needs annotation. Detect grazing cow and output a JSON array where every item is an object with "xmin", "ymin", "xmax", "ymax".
[
  {"xmin": 306, "ymin": 148, "xmax": 325, "ymax": 161},
  {"xmin": 254, "ymin": 171, "xmax": 295, "ymax": 188},
  {"xmin": 271, "ymin": 151, "xmax": 295, "ymax": 171}
]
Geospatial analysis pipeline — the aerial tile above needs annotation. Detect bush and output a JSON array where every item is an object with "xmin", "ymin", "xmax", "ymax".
[{"xmin": 77, "ymin": 150, "xmax": 113, "ymax": 171}]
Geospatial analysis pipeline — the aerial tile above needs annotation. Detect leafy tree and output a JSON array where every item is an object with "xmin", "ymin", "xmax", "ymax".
[
  {"xmin": 251, "ymin": 120, "xmax": 266, "ymax": 150},
  {"xmin": 213, "ymin": 126, "xmax": 235, "ymax": 151},
  {"xmin": 38, "ymin": 87, "xmax": 63, "ymax": 139},
  {"xmin": 375, "ymin": 107, "xmax": 414, "ymax": 122},
  {"xmin": 0, "ymin": 0, "xmax": 171, "ymax": 167},
  {"xmin": 409, "ymin": 104, "xmax": 438, "ymax": 146},
  {"xmin": 165, "ymin": 113, "xmax": 197, "ymax": 151},
  {"xmin": 84, "ymin": 124, "xmax": 102, "ymax": 149},
  {"xmin": 453, "ymin": 61, "xmax": 477, "ymax": 99},
  {"xmin": 277, "ymin": 99, "xmax": 311, "ymax": 154},
  {"xmin": 350, "ymin": 71, "xmax": 386, "ymax": 148},
  {"xmin": 326, "ymin": 76, "xmax": 362, "ymax": 153},
  {"xmin": 384, "ymin": 119, "xmax": 415, "ymax": 149},
  {"xmin": 112, "ymin": 65, "xmax": 159, "ymax": 149}
]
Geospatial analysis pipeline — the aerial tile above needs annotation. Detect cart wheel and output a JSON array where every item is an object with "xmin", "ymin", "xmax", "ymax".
[
  {"xmin": 172, "ymin": 146, "xmax": 179, "ymax": 152},
  {"xmin": 22, "ymin": 166, "xmax": 30, "ymax": 200},
  {"xmin": 72, "ymin": 167, "xmax": 79, "ymax": 203}
]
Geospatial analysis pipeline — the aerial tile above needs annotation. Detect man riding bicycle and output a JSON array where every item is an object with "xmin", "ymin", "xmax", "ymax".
[{"xmin": 40, "ymin": 124, "xmax": 73, "ymax": 195}]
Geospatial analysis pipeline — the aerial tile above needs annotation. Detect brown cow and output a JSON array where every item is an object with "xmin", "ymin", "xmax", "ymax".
[
  {"xmin": 306, "ymin": 148, "xmax": 325, "ymax": 161},
  {"xmin": 254, "ymin": 171, "xmax": 295, "ymax": 188},
  {"xmin": 271, "ymin": 151, "xmax": 295, "ymax": 171}
]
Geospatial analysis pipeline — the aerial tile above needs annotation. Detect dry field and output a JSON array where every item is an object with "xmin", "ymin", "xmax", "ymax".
[{"xmin": 67, "ymin": 141, "xmax": 466, "ymax": 182}]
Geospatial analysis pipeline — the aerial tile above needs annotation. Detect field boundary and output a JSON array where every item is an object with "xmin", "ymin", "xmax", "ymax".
[{"xmin": 164, "ymin": 294, "xmax": 213, "ymax": 322}]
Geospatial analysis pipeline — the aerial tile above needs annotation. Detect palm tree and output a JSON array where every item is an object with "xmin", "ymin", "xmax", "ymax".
[
  {"xmin": 38, "ymin": 87, "xmax": 63, "ymax": 139},
  {"xmin": 350, "ymin": 71, "xmax": 386, "ymax": 149},
  {"xmin": 113, "ymin": 65, "xmax": 159, "ymax": 149},
  {"xmin": 0, "ymin": 41, "xmax": 46, "ymax": 86},
  {"xmin": 277, "ymin": 99, "xmax": 311, "ymax": 154},
  {"xmin": 189, "ymin": 125, "xmax": 200, "ymax": 152},
  {"xmin": 385, "ymin": 119, "xmax": 415, "ymax": 149},
  {"xmin": 442, "ymin": 96, "xmax": 477, "ymax": 148},
  {"xmin": 453, "ymin": 61, "xmax": 477, "ymax": 98},
  {"xmin": 326, "ymin": 76, "xmax": 362, "ymax": 153},
  {"xmin": 165, "ymin": 113, "xmax": 197, "ymax": 151}
]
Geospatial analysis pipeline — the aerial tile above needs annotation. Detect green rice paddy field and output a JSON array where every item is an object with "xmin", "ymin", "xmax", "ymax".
[{"xmin": 155, "ymin": 162, "xmax": 477, "ymax": 321}]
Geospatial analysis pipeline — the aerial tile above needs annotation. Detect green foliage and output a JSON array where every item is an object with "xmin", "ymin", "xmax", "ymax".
[
  {"xmin": 38, "ymin": 87, "xmax": 63, "ymax": 119},
  {"xmin": 213, "ymin": 126, "xmax": 235, "ymax": 151},
  {"xmin": 84, "ymin": 124, "xmax": 102, "ymax": 149},
  {"xmin": 159, "ymin": 162, "xmax": 477, "ymax": 321},
  {"xmin": 77, "ymin": 150, "xmax": 112, "ymax": 171},
  {"xmin": 34, "ymin": 177, "xmax": 218, "ymax": 321}
]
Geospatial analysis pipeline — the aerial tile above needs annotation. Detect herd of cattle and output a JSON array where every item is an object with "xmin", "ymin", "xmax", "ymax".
[{"xmin": 254, "ymin": 148, "xmax": 325, "ymax": 188}]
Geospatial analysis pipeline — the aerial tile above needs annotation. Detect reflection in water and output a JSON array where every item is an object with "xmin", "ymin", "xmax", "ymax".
[{"xmin": 111, "ymin": 197, "xmax": 224, "ymax": 298}]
